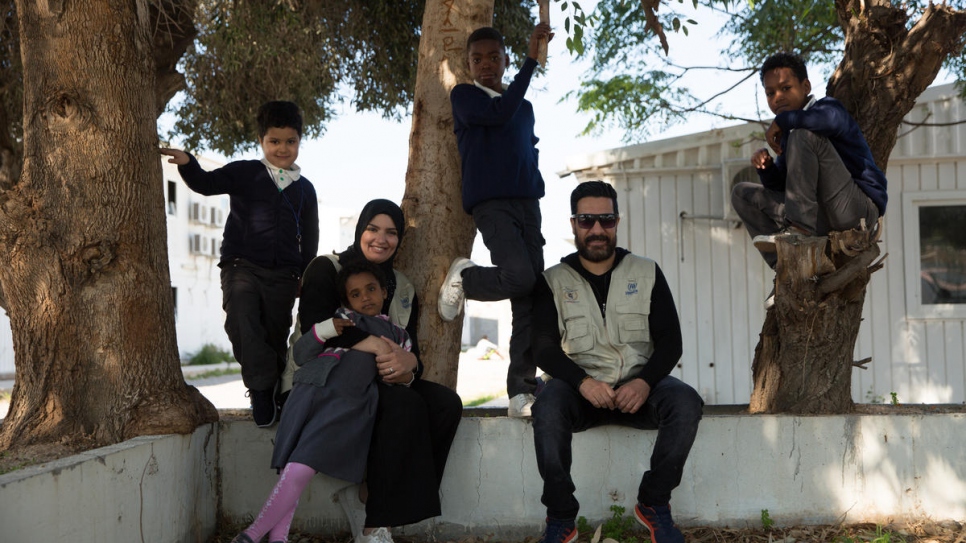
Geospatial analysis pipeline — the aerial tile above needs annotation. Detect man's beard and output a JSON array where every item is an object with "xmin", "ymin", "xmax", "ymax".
[{"xmin": 576, "ymin": 233, "xmax": 616, "ymax": 263}]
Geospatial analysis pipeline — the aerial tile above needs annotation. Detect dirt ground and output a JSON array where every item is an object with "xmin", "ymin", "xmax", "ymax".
[{"xmin": 204, "ymin": 520, "xmax": 966, "ymax": 543}]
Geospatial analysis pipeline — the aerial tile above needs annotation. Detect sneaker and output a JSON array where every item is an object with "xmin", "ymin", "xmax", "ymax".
[
  {"xmin": 336, "ymin": 484, "xmax": 367, "ymax": 543},
  {"xmin": 438, "ymin": 257, "xmax": 475, "ymax": 322},
  {"xmin": 764, "ymin": 286, "xmax": 776, "ymax": 310},
  {"xmin": 359, "ymin": 527, "xmax": 394, "ymax": 543},
  {"xmin": 229, "ymin": 534, "xmax": 254, "ymax": 543},
  {"xmin": 248, "ymin": 387, "xmax": 278, "ymax": 428},
  {"xmin": 508, "ymin": 392, "xmax": 536, "ymax": 418},
  {"xmin": 538, "ymin": 518, "xmax": 577, "ymax": 543},
  {"xmin": 634, "ymin": 503, "xmax": 684, "ymax": 543},
  {"xmin": 753, "ymin": 226, "xmax": 809, "ymax": 252}
]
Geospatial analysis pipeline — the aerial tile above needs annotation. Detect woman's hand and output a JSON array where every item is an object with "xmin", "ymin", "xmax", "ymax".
[{"xmin": 375, "ymin": 337, "xmax": 418, "ymax": 384}]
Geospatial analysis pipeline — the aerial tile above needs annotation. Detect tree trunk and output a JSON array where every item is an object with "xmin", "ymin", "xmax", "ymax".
[
  {"xmin": 0, "ymin": 0, "xmax": 215, "ymax": 452},
  {"xmin": 828, "ymin": 1, "xmax": 966, "ymax": 167},
  {"xmin": 749, "ymin": 1, "xmax": 966, "ymax": 414},
  {"xmin": 396, "ymin": 0, "xmax": 494, "ymax": 388},
  {"xmin": 750, "ymin": 226, "xmax": 884, "ymax": 414}
]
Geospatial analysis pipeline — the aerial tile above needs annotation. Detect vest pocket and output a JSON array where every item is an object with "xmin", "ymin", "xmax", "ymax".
[
  {"xmin": 618, "ymin": 317, "xmax": 649, "ymax": 344},
  {"xmin": 562, "ymin": 319, "xmax": 594, "ymax": 354},
  {"xmin": 615, "ymin": 299, "xmax": 650, "ymax": 344}
]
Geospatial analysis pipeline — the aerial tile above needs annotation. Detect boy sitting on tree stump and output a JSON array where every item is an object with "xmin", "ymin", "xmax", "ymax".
[{"xmin": 731, "ymin": 52, "xmax": 888, "ymax": 308}]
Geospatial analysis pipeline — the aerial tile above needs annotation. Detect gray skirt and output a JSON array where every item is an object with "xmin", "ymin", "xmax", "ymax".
[{"xmin": 271, "ymin": 350, "xmax": 378, "ymax": 483}]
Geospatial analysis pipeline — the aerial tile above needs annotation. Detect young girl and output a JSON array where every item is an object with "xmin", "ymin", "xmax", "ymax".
[{"xmin": 232, "ymin": 261, "xmax": 411, "ymax": 543}]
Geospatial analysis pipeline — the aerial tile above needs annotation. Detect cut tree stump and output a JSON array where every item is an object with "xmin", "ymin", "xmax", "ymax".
[{"xmin": 749, "ymin": 220, "xmax": 886, "ymax": 414}]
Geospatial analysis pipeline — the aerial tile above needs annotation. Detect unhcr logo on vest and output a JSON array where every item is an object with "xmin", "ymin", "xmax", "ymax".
[
  {"xmin": 625, "ymin": 281, "xmax": 638, "ymax": 296},
  {"xmin": 400, "ymin": 296, "xmax": 411, "ymax": 309}
]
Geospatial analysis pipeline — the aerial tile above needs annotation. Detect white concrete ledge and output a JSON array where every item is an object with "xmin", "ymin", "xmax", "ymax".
[
  {"xmin": 0, "ymin": 424, "xmax": 217, "ymax": 543},
  {"xmin": 2, "ymin": 408, "xmax": 964, "ymax": 542},
  {"xmin": 221, "ymin": 408, "xmax": 966, "ymax": 540}
]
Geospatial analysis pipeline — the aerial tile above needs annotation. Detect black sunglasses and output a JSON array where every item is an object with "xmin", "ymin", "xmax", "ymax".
[{"xmin": 571, "ymin": 213, "xmax": 618, "ymax": 229}]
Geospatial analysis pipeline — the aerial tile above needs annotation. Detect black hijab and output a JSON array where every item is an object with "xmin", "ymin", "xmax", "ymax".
[{"xmin": 337, "ymin": 199, "xmax": 405, "ymax": 304}]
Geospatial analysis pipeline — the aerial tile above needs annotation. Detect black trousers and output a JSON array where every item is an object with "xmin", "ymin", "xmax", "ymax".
[
  {"xmin": 462, "ymin": 198, "xmax": 545, "ymax": 396},
  {"xmin": 220, "ymin": 259, "xmax": 299, "ymax": 392},
  {"xmin": 364, "ymin": 379, "xmax": 463, "ymax": 527}
]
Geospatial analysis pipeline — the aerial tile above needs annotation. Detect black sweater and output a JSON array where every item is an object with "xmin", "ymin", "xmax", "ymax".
[{"xmin": 178, "ymin": 155, "xmax": 319, "ymax": 274}]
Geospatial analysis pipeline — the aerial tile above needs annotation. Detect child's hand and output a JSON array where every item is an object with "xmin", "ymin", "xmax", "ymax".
[
  {"xmin": 332, "ymin": 318, "xmax": 355, "ymax": 335},
  {"xmin": 751, "ymin": 148, "xmax": 773, "ymax": 170},
  {"xmin": 765, "ymin": 121, "xmax": 783, "ymax": 155},
  {"xmin": 160, "ymin": 148, "xmax": 189, "ymax": 165},
  {"xmin": 528, "ymin": 22, "xmax": 554, "ymax": 63}
]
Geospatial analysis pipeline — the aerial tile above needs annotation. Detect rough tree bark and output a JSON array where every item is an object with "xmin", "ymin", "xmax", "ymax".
[
  {"xmin": 396, "ymin": 0, "xmax": 494, "ymax": 388},
  {"xmin": 750, "ymin": 226, "xmax": 885, "ymax": 413},
  {"xmin": 749, "ymin": 1, "xmax": 966, "ymax": 414},
  {"xmin": 0, "ymin": 0, "xmax": 215, "ymax": 452}
]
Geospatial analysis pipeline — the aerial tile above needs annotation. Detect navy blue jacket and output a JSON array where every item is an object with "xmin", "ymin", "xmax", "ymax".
[
  {"xmin": 757, "ymin": 96, "xmax": 888, "ymax": 215},
  {"xmin": 178, "ymin": 155, "xmax": 319, "ymax": 274},
  {"xmin": 451, "ymin": 57, "xmax": 545, "ymax": 213}
]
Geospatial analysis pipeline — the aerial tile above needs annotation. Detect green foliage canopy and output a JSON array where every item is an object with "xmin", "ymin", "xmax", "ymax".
[
  {"xmin": 171, "ymin": 0, "xmax": 534, "ymax": 156},
  {"xmin": 567, "ymin": 0, "xmax": 965, "ymax": 142}
]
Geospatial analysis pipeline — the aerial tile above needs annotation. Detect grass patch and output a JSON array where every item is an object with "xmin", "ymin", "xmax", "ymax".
[
  {"xmin": 0, "ymin": 389, "xmax": 10, "ymax": 402},
  {"xmin": 185, "ymin": 343, "xmax": 235, "ymax": 366},
  {"xmin": 186, "ymin": 367, "xmax": 241, "ymax": 381},
  {"xmin": 464, "ymin": 394, "xmax": 499, "ymax": 407}
]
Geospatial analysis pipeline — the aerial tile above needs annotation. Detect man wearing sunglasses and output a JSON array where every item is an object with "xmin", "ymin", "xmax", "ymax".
[{"xmin": 529, "ymin": 181, "xmax": 703, "ymax": 543}]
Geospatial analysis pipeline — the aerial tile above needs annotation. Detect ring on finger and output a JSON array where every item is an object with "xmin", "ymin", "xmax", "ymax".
[{"xmin": 389, "ymin": 367, "xmax": 394, "ymax": 374}]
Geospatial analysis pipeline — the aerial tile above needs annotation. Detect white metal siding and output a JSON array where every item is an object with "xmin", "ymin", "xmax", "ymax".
[{"xmin": 568, "ymin": 83, "xmax": 966, "ymax": 405}]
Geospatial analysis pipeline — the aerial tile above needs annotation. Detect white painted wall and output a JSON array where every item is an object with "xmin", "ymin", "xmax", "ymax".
[{"xmin": 564, "ymin": 83, "xmax": 966, "ymax": 405}]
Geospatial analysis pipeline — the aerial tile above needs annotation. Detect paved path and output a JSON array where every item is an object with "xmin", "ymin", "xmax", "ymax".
[{"xmin": 0, "ymin": 352, "xmax": 511, "ymax": 419}]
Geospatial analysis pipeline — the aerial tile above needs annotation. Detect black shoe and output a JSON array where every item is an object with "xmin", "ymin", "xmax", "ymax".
[{"xmin": 248, "ymin": 387, "xmax": 278, "ymax": 428}]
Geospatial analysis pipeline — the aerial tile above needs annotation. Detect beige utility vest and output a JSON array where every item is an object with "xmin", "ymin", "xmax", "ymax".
[
  {"xmin": 280, "ymin": 254, "xmax": 415, "ymax": 393},
  {"xmin": 543, "ymin": 255, "xmax": 657, "ymax": 386}
]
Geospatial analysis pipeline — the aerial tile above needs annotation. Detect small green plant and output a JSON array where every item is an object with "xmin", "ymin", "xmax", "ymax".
[
  {"xmin": 836, "ymin": 524, "xmax": 907, "ymax": 543},
  {"xmin": 187, "ymin": 343, "xmax": 235, "ymax": 366},
  {"xmin": 760, "ymin": 509, "xmax": 775, "ymax": 530},
  {"xmin": 865, "ymin": 386, "xmax": 884, "ymax": 404},
  {"xmin": 890, "ymin": 392, "xmax": 900, "ymax": 406},
  {"xmin": 578, "ymin": 505, "xmax": 639, "ymax": 543}
]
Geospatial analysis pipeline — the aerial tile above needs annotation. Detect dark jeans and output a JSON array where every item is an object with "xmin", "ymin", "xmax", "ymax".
[
  {"xmin": 732, "ymin": 129, "xmax": 878, "ymax": 269},
  {"xmin": 364, "ymin": 379, "xmax": 463, "ymax": 527},
  {"xmin": 220, "ymin": 259, "xmax": 299, "ymax": 391},
  {"xmin": 532, "ymin": 376, "xmax": 703, "ymax": 520},
  {"xmin": 462, "ymin": 198, "xmax": 545, "ymax": 396}
]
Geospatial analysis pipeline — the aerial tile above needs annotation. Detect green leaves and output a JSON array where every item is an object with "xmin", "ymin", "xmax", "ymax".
[{"xmin": 557, "ymin": 0, "xmax": 589, "ymax": 56}]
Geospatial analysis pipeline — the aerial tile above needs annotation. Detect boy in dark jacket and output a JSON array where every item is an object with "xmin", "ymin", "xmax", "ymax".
[
  {"xmin": 161, "ymin": 101, "xmax": 319, "ymax": 428},
  {"xmin": 440, "ymin": 23, "xmax": 552, "ymax": 418},
  {"xmin": 731, "ymin": 52, "xmax": 886, "ymax": 275}
]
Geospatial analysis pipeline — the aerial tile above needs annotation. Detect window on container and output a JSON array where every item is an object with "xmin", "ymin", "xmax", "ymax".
[
  {"xmin": 903, "ymin": 191, "xmax": 966, "ymax": 319},
  {"xmin": 167, "ymin": 180, "xmax": 177, "ymax": 215},
  {"xmin": 918, "ymin": 205, "xmax": 966, "ymax": 305}
]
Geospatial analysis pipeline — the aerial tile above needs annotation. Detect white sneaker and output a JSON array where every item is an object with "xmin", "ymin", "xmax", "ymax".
[
  {"xmin": 359, "ymin": 527, "xmax": 394, "ymax": 543},
  {"xmin": 508, "ymin": 392, "xmax": 536, "ymax": 418},
  {"xmin": 438, "ymin": 257, "xmax": 475, "ymax": 322},
  {"xmin": 753, "ymin": 227, "xmax": 808, "ymax": 252},
  {"xmin": 336, "ymin": 484, "xmax": 367, "ymax": 543}
]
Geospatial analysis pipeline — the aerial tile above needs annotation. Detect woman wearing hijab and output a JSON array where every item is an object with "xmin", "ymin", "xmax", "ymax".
[{"xmin": 295, "ymin": 199, "xmax": 463, "ymax": 543}]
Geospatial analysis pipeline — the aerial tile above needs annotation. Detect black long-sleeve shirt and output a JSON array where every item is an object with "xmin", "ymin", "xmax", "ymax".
[
  {"xmin": 178, "ymin": 154, "xmax": 319, "ymax": 274},
  {"xmin": 531, "ymin": 249, "xmax": 682, "ymax": 390}
]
